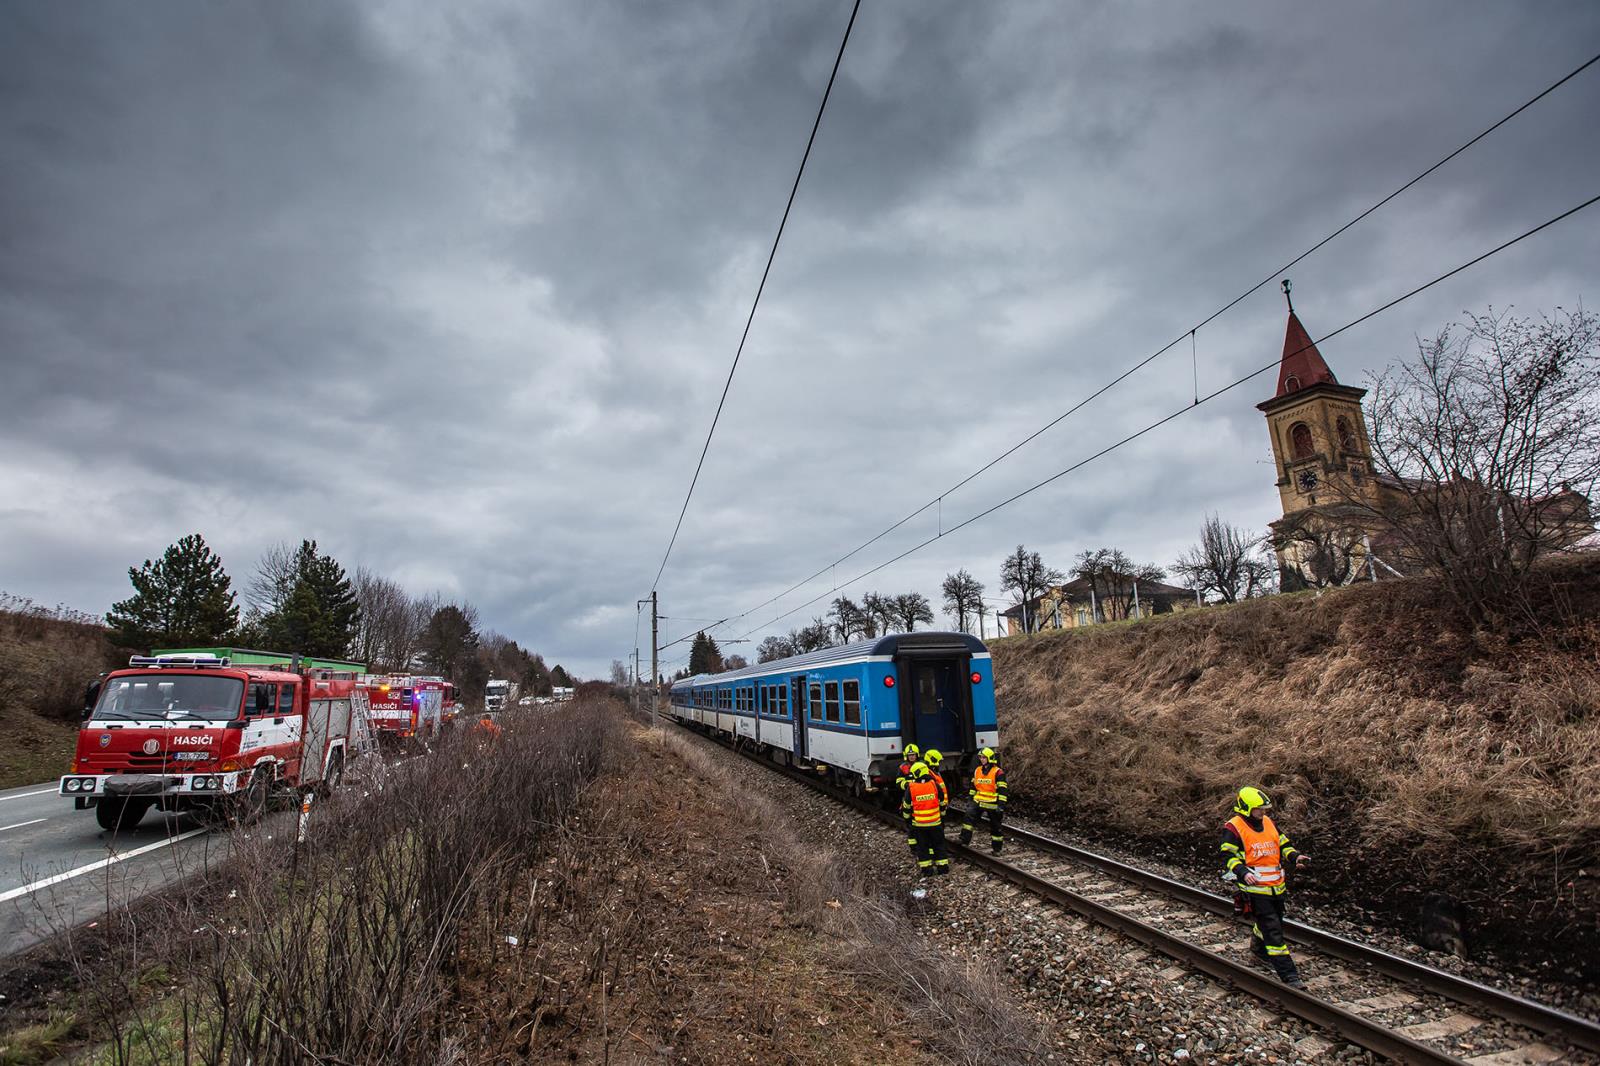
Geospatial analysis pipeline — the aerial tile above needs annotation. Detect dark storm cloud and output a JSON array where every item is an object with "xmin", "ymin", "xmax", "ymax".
[{"xmin": 3, "ymin": 1, "xmax": 1598, "ymax": 678}]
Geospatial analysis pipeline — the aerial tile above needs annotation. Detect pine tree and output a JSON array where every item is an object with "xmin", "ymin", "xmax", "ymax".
[
  {"xmin": 262, "ymin": 540, "xmax": 361, "ymax": 658},
  {"xmin": 687, "ymin": 631, "xmax": 723, "ymax": 675},
  {"xmin": 107, "ymin": 534, "xmax": 240, "ymax": 648},
  {"xmin": 550, "ymin": 664, "xmax": 575, "ymax": 688}
]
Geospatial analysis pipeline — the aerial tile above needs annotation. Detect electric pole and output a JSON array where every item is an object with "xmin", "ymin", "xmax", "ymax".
[{"xmin": 650, "ymin": 590, "xmax": 659, "ymax": 727}]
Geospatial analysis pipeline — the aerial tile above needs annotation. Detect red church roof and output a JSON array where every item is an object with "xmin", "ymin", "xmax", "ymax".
[{"xmin": 1275, "ymin": 310, "xmax": 1338, "ymax": 397}]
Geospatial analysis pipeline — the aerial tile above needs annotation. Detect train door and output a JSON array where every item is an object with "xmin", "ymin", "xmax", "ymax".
[
  {"xmin": 790, "ymin": 675, "xmax": 807, "ymax": 760},
  {"xmin": 898, "ymin": 655, "xmax": 974, "ymax": 755}
]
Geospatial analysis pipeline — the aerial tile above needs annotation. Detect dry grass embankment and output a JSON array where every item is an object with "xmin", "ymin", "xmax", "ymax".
[
  {"xmin": 1, "ymin": 697, "xmax": 1042, "ymax": 1065},
  {"xmin": 0, "ymin": 595, "xmax": 125, "ymax": 790},
  {"xmin": 993, "ymin": 555, "xmax": 1600, "ymax": 978}
]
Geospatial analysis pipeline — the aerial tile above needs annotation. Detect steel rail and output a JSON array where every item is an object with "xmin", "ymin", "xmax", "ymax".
[
  {"xmin": 1003, "ymin": 824, "xmax": 1600, "ymax": 1056},
  {"xmin": 675, "ymin": 727, "xmax": 1479, "ymax": 1064}
]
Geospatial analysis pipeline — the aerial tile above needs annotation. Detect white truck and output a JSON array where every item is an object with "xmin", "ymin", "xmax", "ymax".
[{"xmin": 484, "ymin": 679, "xmax": 517, "ymax": 713}]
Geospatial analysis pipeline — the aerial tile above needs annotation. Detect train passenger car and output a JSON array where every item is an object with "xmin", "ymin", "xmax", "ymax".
[{"xmin": 667, "ymin": 632, "xmax": 997, "ymax": 795}]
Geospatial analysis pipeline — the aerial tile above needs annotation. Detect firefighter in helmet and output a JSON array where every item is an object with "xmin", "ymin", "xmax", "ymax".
[
  {"xmin": 959, "ymin": 747, "xmax": 1007, "ymax": 853},
  {"xmin": 895, "ymin": 744, "xmax": 922, "ymax": 853},
  {"xmin": 900, "ymin": 762, "xmax": 949, "ymax": 877},
  {"xmin": 1221, "ymin": 786, "xmax": 1309, "ymax": 988},
  {"xmin": 923, "ymin": 749, "xmax": 950, "ymax": 814}
]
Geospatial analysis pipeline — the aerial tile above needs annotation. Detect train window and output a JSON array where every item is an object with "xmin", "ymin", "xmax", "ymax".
[
  {"xmin": 809, "ymin": 682, "xmax": 823, "ymax": 720},
  {"xmin": 778, "ymin": 687, "xmax": 789, "ymax": 717},
  {"xmin": 842, "ymin": 679, "xmax": 861, "ymax": 725},
  {"xmin": 824, "ymin": 680, "xmax": 840, "ymax": 723}
]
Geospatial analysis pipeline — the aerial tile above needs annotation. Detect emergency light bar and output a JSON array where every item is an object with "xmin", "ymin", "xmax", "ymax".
[{"xmin": 128, "ymin": 654, "xmax": 232, "ymax": 668}]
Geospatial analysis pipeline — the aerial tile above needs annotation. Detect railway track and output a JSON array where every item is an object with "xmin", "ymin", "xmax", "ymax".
[{"xmin": 676, "ymin": 722, "xmax": 1600, "ymax": 1066}]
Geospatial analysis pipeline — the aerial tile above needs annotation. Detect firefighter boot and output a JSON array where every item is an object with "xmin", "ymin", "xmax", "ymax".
[
  {"xmin": 959, "ymin": 825, "xmax": 972, "ymax": 846},
  {"xmin": 1273, "ymin": 957, "xmax": 1305, "ymax": 989}
]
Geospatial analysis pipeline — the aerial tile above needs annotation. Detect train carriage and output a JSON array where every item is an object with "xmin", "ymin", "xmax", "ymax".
[{"xmin": 668, "ymin": 632, "xmax": 997, "ymax": 795}]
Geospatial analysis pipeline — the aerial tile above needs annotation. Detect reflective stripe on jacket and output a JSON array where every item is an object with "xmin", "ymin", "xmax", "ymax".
[
  {"xmin": 972, "ymin": 765, "xmax": 1004, "ymax": 807},
  {"xmin": 907, "ymin": 780, "xmax": 943, "ymax": 826},
  {"xmin": 1225, "ymin": 814, "xmax": 1287, "ymax": 895}
]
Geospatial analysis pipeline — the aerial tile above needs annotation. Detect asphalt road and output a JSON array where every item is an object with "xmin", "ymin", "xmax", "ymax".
[{"xmin": 0, "ymin": 779, "xmax": 233, "ymax": 958}]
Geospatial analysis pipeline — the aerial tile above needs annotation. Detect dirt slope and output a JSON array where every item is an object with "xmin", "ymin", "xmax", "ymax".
[{"xmin": 991, "ymin": 555, "xmax": 1600, "ymax": 981}]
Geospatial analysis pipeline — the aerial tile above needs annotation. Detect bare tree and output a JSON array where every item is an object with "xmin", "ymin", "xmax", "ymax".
[
  {"xmin": 1173, "ymin": 515, "xmax": 1276, "ymax": 604},
  {"xmin": 757, "ymin": 634, "xmax": 797, "ymax": 663},
  {"xmin": 860, "ymin": 592, "xmax": 894, "ymax": 637},
  {"xmin": 1358, "ymin": 307, "xmax": 1599, "ymax": 621},
  {"xmin": 610, "ymin": 659, "xmax": 630, "ymax": 685},
  {"xmin": 793, "ymin": 617, "xmax": 834, "ymax": 652},
  {"xmin": 723, "ymin": 654, "xmax": 749, "ymax": 670},
  {"xmin": 830, "ymin": 597, "xmax": 867, "ymax": 643},
  {"xmin": 941, "ymin": 569, "xmax": 986, "ymax": 633},
  {"xmin": 1070, "ymin": 548, "xmax": 1164, "ymax": 622},
  {"xmin": 892, "ymin": 592, "xmax": 935, "ymax": 632},
  {"xmin": 1270, "ymin": 514, "xmax": 1365, "ymax": 589},
  {"xmin": 999, "ymin": 545, "xmax": 1065, "ymax": 633},
  {"xmin": 248, "ymin": 541, "xmax": 299, "ymax": 615},
  {"xmin": 351, "ymin": 568, "xmax": 421, "ymax": 670}
]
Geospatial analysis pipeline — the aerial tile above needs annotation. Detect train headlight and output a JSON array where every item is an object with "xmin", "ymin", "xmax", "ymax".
[
  {"xmin": 971, "ymin": 672, "xmax": 983, "ymax": 684},
  {"xmin": 883, "ymin": 676, "xmax": 895, "ymax": 688}
]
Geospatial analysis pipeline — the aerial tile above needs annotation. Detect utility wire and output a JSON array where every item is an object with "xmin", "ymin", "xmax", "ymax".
[
  {"xmin": 729, "ymin": 190, "xmax": 1600, "ymax": 640},
  {"xmin": 684, "ymin": 49, "xmax": 1600, "ymax": 639},
  {"xmin": 649, "ymin": 0, "xmax": 863, "ymax": 595}
]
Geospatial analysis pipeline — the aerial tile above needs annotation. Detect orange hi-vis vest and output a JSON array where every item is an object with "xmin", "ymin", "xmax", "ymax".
[
  {"xmin": 973, "ymin": 766, "xmax": 1001, "ymax": 807},
  {"xmin": 907, "ymin": 780, "xmax": 943, "ymax": 826},
  {"xmin": 1228, "ymin": 814, "xmax": 1286, "ymax": 894}
]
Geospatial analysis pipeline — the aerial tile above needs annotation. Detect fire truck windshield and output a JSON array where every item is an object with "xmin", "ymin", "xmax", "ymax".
[{"xmin": 94, "ymin": 675, "xmax": 245, "ymax": 722}]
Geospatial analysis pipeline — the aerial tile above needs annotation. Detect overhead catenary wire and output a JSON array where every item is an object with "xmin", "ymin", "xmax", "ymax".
[
  {"xmin": 729, "ymin": 190, "xmax": 1600, "ymax": 642},
  {"xmin": 648, "ymin": 0, "xmax": 863, "ymax": 595},
  {"xmin": 677, "ymin": 49, "xmax": 1600, "ymax": 642}
]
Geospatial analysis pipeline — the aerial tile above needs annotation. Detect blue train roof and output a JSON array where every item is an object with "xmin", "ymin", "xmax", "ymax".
[{"xmin": 672, "ymin": 631, "xmax": 990, "ymax": 688}]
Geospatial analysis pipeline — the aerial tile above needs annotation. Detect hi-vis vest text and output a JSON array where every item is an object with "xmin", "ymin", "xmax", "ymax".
[
  {"xmin": 973, "ymin": 766, "xmax": 1001, "ymax": 806},
  {"xmin": 1228, "ymin": 814, "xmax": 1286, "ymax": 894},
  {"xmin": 908, "ymin": 780, "xmax": 942, "ymax": 826}
]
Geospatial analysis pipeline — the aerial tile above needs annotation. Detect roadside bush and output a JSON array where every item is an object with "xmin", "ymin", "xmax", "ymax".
[{"xmin": 73, "ymin": 696, "xmax": 623, "ymax": 1065}]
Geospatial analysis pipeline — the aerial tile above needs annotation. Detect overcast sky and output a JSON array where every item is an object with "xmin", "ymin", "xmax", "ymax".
[{"xmin": 3, "ymin": 2, "xmax": 1597, "ymax": 678}]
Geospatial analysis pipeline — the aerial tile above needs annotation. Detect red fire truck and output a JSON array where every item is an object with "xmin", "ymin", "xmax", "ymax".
[
  {"xmin": 60, "ymin": 653, "xmax": 360, "ymax": 831},
  {"xmin": 413, "ymin": 676, "xmax": 459, "ymax": 730},
  {"xmin": 357, "ymin": 675, "xmax": 443, "ymax": 748}
]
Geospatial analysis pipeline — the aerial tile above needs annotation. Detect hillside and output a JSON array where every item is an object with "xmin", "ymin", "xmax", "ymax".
[
  {"xmin": 991, "ymin": 555, "xmax": 1600, "ymax": 980},
  {"xmin": 0, "ymin": 598, "xmax": 124, "ymax": 789}
]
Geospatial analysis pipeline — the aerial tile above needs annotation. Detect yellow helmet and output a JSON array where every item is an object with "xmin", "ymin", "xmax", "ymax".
[
  {"xmin": 923, "ymin": 749, "xmax": 943, "ymax": 768},
  {"xmin": 1233, "ymin": 786, "xmax": 1272, "ymax": 817},
  {"xmin": 910, "ymin": 761, "xmax": 931, "ymax": 779},
  {"xmin": 979, "ymin": 747, "xmax": 996, "ymax": 762},
  {"xmin": 903, "ymin": 743, "xmax": 921, "ymax": 759}
]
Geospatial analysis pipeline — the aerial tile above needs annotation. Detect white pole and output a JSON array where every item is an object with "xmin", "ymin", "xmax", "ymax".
[{"xmin": 1132, "ymin": 580, "xmax": 1141, "ymax": 619}]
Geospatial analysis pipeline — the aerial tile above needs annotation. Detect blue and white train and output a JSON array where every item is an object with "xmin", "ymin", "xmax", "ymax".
[{"xmin": 667, "ymin": 632, "xmax": 998, "ymax": 796}]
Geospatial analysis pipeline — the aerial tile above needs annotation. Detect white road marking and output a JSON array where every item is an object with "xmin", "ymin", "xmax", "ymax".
[
  {"xmin": 0, "ymin": 819, "xmax": 47, "ymax": 833},
  {"xmin": 0, "ymin": 828, "xmax": 210, "ymax": 904},
  {"xmin": 0, "ymin": 788, "xmax": 56, "ymax": 802}
]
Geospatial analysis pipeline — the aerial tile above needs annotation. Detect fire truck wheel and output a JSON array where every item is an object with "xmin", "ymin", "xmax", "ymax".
[
  {"xmin": 231, "ymin": 770, "xmax": 270, "ymax": 825},
  {"xmin": 320, "ymin": 750, "xmax": 345, "ymax": 796},
  {"xmin": 95, "ymin": 797, "xmax": 150, "ymax": 833}
]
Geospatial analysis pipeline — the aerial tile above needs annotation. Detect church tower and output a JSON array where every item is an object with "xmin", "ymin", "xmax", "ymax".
[
  {"xmin": 1256, "ymin": 281, "xmax": 1378, "ymax": 514},
  {"xmin": 1256, "ymin": 281, "xmax": 1384, "ymax": 586}
]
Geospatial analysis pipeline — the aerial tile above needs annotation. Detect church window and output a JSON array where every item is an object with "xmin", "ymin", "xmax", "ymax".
[
  {"xmin": 1284, "ymin": 375, "xmax": 1301, "ymax": 392},
  {"xmin": 1289, "ymin": 422, "xmax": 1314, "ymax": 460},
  {"xmin": 1337, "ymin": 416, "xmax": 1356, "ymax": 452}
]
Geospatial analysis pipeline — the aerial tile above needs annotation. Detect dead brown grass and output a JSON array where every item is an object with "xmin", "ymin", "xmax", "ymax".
[
  {"xmin": 993, "ymin": 555, "xmax": 1600, "ymax": 973},
  {"xmin": 0, "ymin": 596, "xmax": 126, "ymax": 788}
]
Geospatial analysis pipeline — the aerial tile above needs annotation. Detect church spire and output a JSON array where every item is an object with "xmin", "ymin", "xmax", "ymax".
[{"xmin": 1274, "ymin": 278, "xmax": 1338, "ymax": 397}]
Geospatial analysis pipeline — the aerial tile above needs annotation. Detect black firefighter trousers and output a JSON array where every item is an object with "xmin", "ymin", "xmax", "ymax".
[
  {"xmin": 959, "ymin": 803, "xmax": 1004, "ymax": 852},
  {"xmin": 912, "ymin": 823, "xmax": 949, "ymax": 876},
  {"xmin": 1247, "ymin": 892, "xmax": 1300, "ymax": 983}
]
